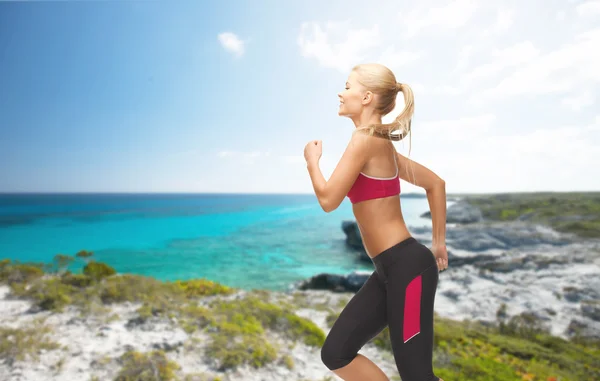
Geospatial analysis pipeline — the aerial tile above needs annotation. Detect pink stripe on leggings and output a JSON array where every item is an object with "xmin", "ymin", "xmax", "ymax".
[{"xmin": 403, "ymin": 274, "xmax": 422, "ymax": 342}]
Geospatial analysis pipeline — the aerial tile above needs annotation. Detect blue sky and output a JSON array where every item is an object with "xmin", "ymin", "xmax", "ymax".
[{"xmin": 1, "ymin": 0, "xmax": 599, "ymax": 194}]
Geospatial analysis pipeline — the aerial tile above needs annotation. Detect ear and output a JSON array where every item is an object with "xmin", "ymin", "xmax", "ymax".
[{"xmin": 361, "ymin": 91, "xmax": 374, "ymax": 106}]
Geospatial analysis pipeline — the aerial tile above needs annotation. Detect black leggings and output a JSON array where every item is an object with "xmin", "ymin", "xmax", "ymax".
[{"xmin": 321, "ymin": 236, "xmax": 440, "ymax": 381}]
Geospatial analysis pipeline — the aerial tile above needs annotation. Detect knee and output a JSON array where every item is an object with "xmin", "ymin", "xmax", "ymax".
[{"xmin": 320, "ymin": 338, "xmax": 355, "ymax": 371}]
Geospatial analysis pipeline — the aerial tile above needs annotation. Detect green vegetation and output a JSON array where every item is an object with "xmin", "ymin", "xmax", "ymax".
[
  {"xmin": 2, "ymin": 246, "xmax": 599, "ymax": 380},
  {"xmin": 114, "ymin": 350, "xmax": 181, "ymax": 381},
  {"xmin": 455, "ymin": 191, "xmax": 600, "ymax": 238},
  {"xmin": 326, "ymin": 302, "xmax": 600, "ymax": 381},
  {"xmin": 0, "ymin": 252, "xmax": 325, "ymax": 375},
  {"xmin": 0, "ymin": 319, "xmax": 62, "ymax": 366},
  {"xmin": 182, "ymin": 374, "xmax": 223, "ymax": 381},
  {"xmin": 430, "ymin": 316, "xmax": 600, "ymax": 381}
]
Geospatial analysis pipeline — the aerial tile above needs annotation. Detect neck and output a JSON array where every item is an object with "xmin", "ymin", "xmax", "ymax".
[{"xmin": 352, "ymin": 110, "xmax": 382, "ymax": 129}]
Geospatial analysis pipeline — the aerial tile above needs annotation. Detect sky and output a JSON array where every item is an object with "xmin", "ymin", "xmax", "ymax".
[{"xmin": 0, "ymin": 0, "xmax": 599, "ymax": 195}]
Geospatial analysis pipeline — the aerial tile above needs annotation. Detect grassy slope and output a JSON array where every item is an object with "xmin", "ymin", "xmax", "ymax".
[
  {"xmin": 1, "ymin": 257, "xmax": 599, "ymax": 381},
  {"xmin": 447, "ymin": 191, "xmax": 600, "ymax": 239}
]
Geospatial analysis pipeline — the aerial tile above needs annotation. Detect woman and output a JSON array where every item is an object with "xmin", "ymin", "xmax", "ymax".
[{"xmin": 304, "ymin": 63, "xmax": 447, "ymax": 381}]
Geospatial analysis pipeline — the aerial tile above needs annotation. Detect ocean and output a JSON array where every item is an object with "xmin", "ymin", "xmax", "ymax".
[{"xmin": 0, "ymin": 193, "xmax": 434, "ymax": 292}]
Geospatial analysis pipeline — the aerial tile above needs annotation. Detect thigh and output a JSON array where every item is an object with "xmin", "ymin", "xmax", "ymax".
[
  {"xmin": 324, "ymin": 270, "xmax": 388, "ymax": 353},
  {"xmin": 386, "ymin": 263, "xmax": 439, "ymax": 381}
]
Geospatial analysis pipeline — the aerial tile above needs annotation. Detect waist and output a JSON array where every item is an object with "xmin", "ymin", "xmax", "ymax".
[
  {"xmin": 370, "ymin": 237, "xmax": 438, "ymax": 283},
  {"xmin": 370, "ymin": 236, "xmax": 419, "ymax": 267}
]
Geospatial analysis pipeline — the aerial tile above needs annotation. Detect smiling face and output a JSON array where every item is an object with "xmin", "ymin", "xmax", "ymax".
[{"xmin": 338, "ymin": 70, "xmax": 367, "ymax": 118}]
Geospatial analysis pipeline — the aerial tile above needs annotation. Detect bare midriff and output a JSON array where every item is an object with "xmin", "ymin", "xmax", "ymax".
[{"xmin": 352, "ymin": 195, "xmax": 412, "ymax": 259}]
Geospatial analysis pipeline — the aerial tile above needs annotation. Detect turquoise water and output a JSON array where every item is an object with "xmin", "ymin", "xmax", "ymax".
[{"xmin": 0, "ymin": 193, "xmax": 433, "ymax": 291}]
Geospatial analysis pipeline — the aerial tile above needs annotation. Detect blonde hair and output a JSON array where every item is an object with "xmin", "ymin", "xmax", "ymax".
[{"xmin": 350, "ymin": 63, "xmax": 416, "ymax": 180}]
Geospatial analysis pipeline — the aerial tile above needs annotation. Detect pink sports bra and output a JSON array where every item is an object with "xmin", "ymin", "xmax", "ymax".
[{"xmin": 347, "ymin": 151, "xmax": 401, "ymax": 204}]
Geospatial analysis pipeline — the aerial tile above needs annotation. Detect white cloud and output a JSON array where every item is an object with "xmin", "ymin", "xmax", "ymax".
[
  {"xmin": 562, "ymin": 90, "xmax": 595, "ymax": 111},
  {"xmin": 421, "ymin": 116, "xmax": 600, "ymax": 192},
  {"xmin": 493, "ymin": 8, "xmax": 515, "ymax": 32},
  {"xmin": 378, "ymin": 46, "xmax": 422, "ymax": 69},
  {"xmin": 576, "ymin": 1, "xmax": 600, "ymax": 17},
  {"xmin": 429, "ymin": 86, "xmax": 463, "ymax": 96},
  {"xmin": 218, "ymin": 32, "xmax": 245, "ymax": 58},
  {"xmin": 418, "ymin": 114, "xmax": 497, "ymax": 142},
  {"xmin": 478, "ymin": 28, "xmax": 600, "ymax": 100},
  {"xmin": 480, "ymin": 8, "xmax": 515, "ymax": 38},
  {"xmin": 398, "ymin": 0, "xmax": 480, "ymax": 38},
  {"xmin": 462, "ymin": 41, "xmax": 540, "ymax": 86},
  {"xmin": 455, "ymin": 45, "xmax": 474, "ymax": 71},
  {"xmin": 297, "ymin": 21, "xmax": 382, "ymax": 73},
  {"xmin": 297, "ymin": 20, "xmax": 424, "ymax": 74},
  {"xmin": 409, "ymin": 83, "xmax": 427, "ymax": 95}
]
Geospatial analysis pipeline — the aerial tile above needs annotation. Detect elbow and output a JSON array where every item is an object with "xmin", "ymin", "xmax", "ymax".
[
  {"xmin": 319, "ymin": 198, "xmax": 331, "ymax": 213},
  {"xmin": 426, "ymin": 179, "xmax": 445, "ymax": 192},
  {"xmin": 321, "ymin": 198, "xmax": 337, "ymax": 213}
]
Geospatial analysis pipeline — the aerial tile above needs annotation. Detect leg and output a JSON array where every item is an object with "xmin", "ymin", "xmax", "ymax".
[
  {"xmin": 387, "ymin": 263, "xmax": 440, "ymax": 381},
  {"xmin": 321, "ymin": 270, "xmax": 389, "ymax": 380}
]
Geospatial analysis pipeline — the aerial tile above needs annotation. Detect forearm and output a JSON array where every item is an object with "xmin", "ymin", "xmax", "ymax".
[
  {"xmin": 307, "ymin": 160, "xmax": 327, "ymax": 207},
  {"xmin": 426, "ymin": 181, "xmax": 447, "ymax": 246}
]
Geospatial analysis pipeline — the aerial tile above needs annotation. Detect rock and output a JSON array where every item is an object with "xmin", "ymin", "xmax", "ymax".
[
  {"xmin": 123, "ymin": 344, "xmax": 135, "ymax": 352},
  {"xmin": 529, "ymin": 255, "xmax": 570, "ymax": 269},
  {"xmin": 294, "ymin": 271, "xmax": 371, "ymax": 293},
  {"xmin": 447, "ymin": 229, "xmax": 509, "ymax": 251},
  {"xmin": 357, "ymin": 251, "xmax": 370, "ymax": 262},
  {"xmin": 420, "ymin": 200, "xmax": 483, "ymax": 224},
  {"xmin": 581, "ymin": 300, "xmax": 600, "ymax": 321},
  {"xmin": 342, "ymin": 210, "xmax": 574, "ymax": 266},
  {"xmin": 341, "ymin": 220, "xmax": 362, "ymax": 249},
  {"xmin": 67, "ymin": 317, "xmax": 84, "ymax": 325},
  {"xmin": 346, "ymin": 271, "xmax": 371, "ymax": 291},
  {"xmin": 341, "ymin": 218, "xmax": 576, "ymax": 274},
  {"xmin": 341, "ymin": 221, "xmax": 370, "ymax": 262},
  {"xmin": 566, "ymin": 319, "xmax": 600, "ymax": 339},
  {"xmin": 442, "ymin": 290, "xmax": 460, "ymax": 301},
  {"xmin": 152, "ymin": 341, "xmax": 183, "ymax": 352},
  {"xmin": 411, "ymin": 220, "xmax": 573, "ymax": 253},
  {"xmin": 550, "ymin": 215, "xmax": 597, "ymax": 223},
  {"xmin": 563, "ymin": 286, "xmax": 585, "ymax": 303},
  {"xmin": 445, "ymin": 253, "xmax": 496, "ymax": 267},
  {"xmin": 125, "ymin": 316, "xmax": 146, "ymax": 329},
  {"xmin": 480, "ymin": 258, "xmax": 526, "ymax": 273}
]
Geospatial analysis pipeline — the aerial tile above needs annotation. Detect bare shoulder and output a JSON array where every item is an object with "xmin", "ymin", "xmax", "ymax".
[
  {"xmin": 393, "ymin": 148, "xmax": 445, "ymax": 190},
  {"xmin": 349, "ymin": 130, "xmax": 385, "ymax": 155}
]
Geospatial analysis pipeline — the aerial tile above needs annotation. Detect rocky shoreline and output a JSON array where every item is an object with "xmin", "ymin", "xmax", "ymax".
[{"xmin": 296, "ymin": 199, "xmax": 600, "ymax": 341}]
